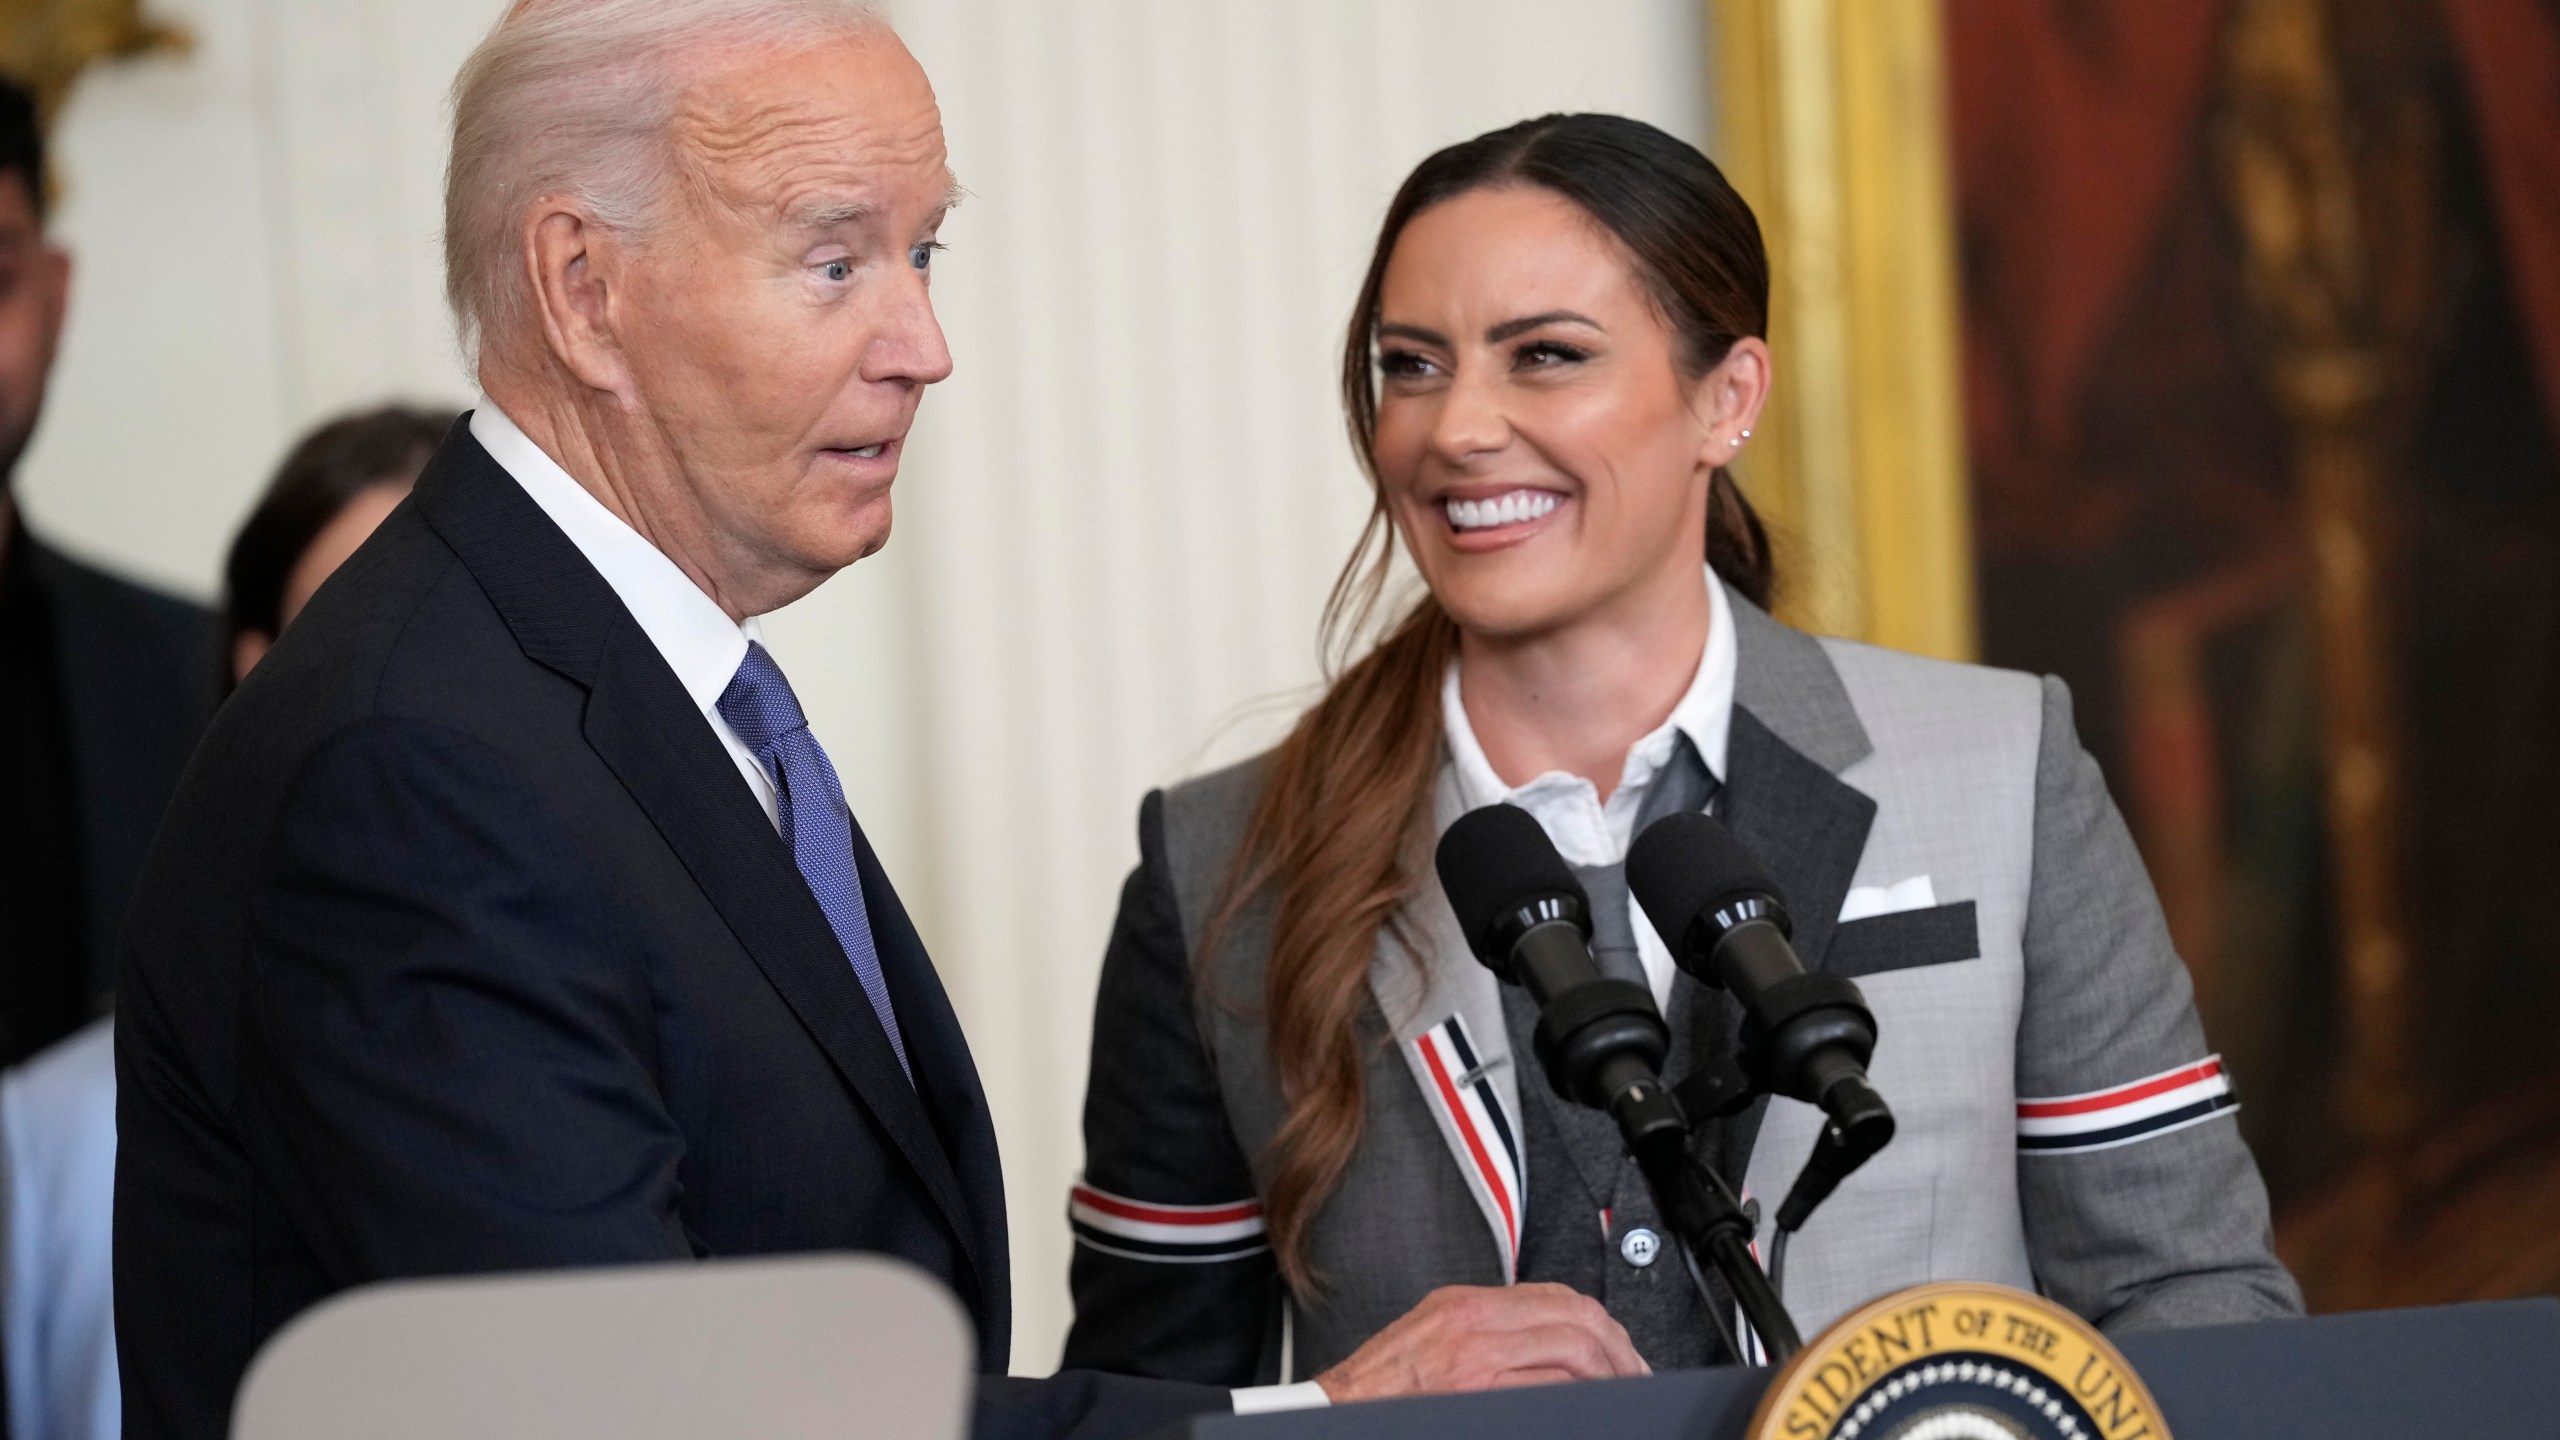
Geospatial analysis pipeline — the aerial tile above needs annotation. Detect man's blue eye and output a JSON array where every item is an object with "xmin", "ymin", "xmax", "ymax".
[
  {"xmin": 820, "ymin": 260, "xmax": 851, "ymax": 283},
  {"xmin": 909, "ymin": 243, "xmax": 936, "ymax": 272}
]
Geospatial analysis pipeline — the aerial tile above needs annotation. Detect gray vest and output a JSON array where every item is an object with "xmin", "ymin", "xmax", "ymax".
[{"xmin": 1507, "ymin": 736, "xmax": 1748, "ymax": 1369}]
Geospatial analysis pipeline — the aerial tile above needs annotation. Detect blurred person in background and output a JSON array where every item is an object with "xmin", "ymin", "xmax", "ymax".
[
  {"xmin": 1, "ymin": 404, "xmax": 448, "ymax": 1440},
  {"xmin": 1067, "ymin": 114, "xmax": 2301, "ymax": 1386},
  {"xmin": 220, "ymin": 406, "xmax": 455, "ymax": 687},
  {"xmin": 0, "ymin": 75, "xmax": 213, "ymax": 1073}
]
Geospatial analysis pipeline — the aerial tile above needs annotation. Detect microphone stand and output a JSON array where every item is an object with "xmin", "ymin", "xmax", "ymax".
[
  {"xmin": 1670, "ymin": 1035, "xmax": 1897, "ymax": 1322},
  {"xmin": 1531, "ymin": 970, "xmax": 1884, "ymax": 1369},
  {"xmin": 1590, "ymin": 1053, "xmax": 1803, "ymax": 1365}
]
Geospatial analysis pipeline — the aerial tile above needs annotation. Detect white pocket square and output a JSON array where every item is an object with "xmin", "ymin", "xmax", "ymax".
[{"xmin": 1838, "ymin": 875, "xmax": 1937, "ymax": 923}]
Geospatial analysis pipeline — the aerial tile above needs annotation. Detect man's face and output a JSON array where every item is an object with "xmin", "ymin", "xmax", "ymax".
[
  {"xmin": 0, "ymin": 175, "xmax": 69, "ymax": 486},
  {"xmin": 610, "ymin": 30, "xmax": 952, "ymax": 600}
]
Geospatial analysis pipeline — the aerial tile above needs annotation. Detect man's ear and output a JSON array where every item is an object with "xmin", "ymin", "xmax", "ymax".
[
  {"xmin": 1692, "ymin": 336, "xmax": 1773, "ymax": 471},
  {"xmin": 523, "ymin": 204, "xmax": 635, "ymax": 395}
]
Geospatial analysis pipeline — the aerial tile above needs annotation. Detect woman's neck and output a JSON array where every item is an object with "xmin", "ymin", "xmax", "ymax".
[{"xmin": 1457, "ymin": 564, "xmax": 1712, "ymax": 803}]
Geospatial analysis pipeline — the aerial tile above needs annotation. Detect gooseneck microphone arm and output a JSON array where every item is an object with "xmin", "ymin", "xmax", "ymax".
[
  {"xmin": 1626, "ymin": 811, "xmax": 1898, "ymax": 1258},
  {"xmin": 1436, "ymin": 806, "xmax": 1804, "ymax": 1365}
]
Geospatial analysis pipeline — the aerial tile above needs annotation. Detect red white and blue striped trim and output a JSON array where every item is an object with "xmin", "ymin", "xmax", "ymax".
[
  {"xmin": 1412, "ymin": 1014, "xmax": 1523, "ymax": 1279},
  {"xmin": 2017, "ymin": 1056, "xmax": 2238, "ymax": 1154},
  {"xmin": 1068, "ymin": 1181, "xmax": 1268, "ymax": 1264}
]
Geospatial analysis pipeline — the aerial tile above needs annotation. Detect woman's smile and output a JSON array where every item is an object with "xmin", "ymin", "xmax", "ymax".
[{"xmin": 1437, "ymin": 485, "xmax": 1568, "ymax": 547}]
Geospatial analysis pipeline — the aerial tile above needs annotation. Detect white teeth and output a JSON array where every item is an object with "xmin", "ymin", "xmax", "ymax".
[
  {"xmin": 849, "ymin": 444, "xmax": 885, "ymax": 458},
  {"xmin": 1445, "ymin": 490, "xmax": 1561, "ymax": 531}
]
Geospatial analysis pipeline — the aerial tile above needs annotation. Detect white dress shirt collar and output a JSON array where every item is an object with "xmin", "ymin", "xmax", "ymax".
[
  {"xmin": 470, "ymin": 403, "xmax": 763, "ymax": 712},
  {"xmin": 1442, "ymin": 566, "xmax": 1738, "ymax": 868},
  {"xmin": 470, "ymin": 402, "xmax": 778, "ymax": 825}
]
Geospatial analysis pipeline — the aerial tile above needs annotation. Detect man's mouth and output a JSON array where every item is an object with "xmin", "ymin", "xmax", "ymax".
[{"xmin": 1442, "ymin": 488, "xmax": 1563, "ymax": 532}]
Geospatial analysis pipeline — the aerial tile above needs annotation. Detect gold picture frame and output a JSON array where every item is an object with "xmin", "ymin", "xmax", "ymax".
[{"xmin": 1710, "ymin": 0, "xmax": 1976, "ymax": 661}]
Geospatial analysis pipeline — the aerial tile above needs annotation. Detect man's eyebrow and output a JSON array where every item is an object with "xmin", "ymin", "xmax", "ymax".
[
  {"xmin": 795, "ymin": 175, "xmax": 964, "ymax": 233},
  {"xmin": 1486, "ymin": 310, "xmax": 1601, "ymax": 343},
  {"xmin": 1377, "ymin": 322, "xmax": 1449, "ymax": 347},
  {"xmin": 791, "ymin": 199, "xmax": 875, "ymax": 231}
]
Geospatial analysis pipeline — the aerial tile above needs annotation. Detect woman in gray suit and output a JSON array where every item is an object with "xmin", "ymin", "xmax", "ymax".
[{"xmin": 1065, "ymin": 114, "xmax": 2300, "ymax": 1389}]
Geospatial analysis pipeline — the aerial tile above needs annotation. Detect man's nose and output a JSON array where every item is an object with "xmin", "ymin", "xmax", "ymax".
[{"xmin": 868, "ymin": 270, "xmax": 954, "ymax": 387}]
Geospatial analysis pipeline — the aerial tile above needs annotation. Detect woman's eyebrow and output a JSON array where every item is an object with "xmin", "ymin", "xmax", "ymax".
[
  {"xmin": 1486, "ymin": 310, "xmax": 1601, "ymax": 343},
  {"xmin": 1378, "ymin": 322, "xmax": 1448, "ymax": 346}
]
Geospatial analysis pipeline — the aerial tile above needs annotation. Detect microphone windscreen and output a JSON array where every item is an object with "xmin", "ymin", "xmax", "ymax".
[
  {"xmin": 1434, "ymin": 804, "xmax": 1585, "ymax": 961},
  {"xmin": 1626, "ymin": 810, "xmax": 1782, "ymax": 947}
]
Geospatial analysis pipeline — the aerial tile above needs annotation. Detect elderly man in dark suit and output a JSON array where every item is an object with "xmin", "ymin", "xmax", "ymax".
[
  {"xmin": 0, "ymin": 75, "xmax": 214, "ymax": 1067},
  {"xmin": 112, "ymin": 5, "xmax": 1641, "ymax": 1438}
]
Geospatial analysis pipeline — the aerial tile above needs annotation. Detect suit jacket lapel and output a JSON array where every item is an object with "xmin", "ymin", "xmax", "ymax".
[
  {"xmin": 580, "ymin": 633, "xmax": 984, "ymax": 1284},
  {"xmin": 844, "ymin": 812, "xmax": 1010, "ymax": 1336},
  {"xmin": 414, "ymin": 427, "xmax": 987, "ymax": 1296},
  {"xmin": 1722, "ymin": 708, "xmax": 1876, "ymax": 978},
  {"xmin": 1370, "ymin": 768, "xmax": 1529, "ymax": 1279},
  {"xmin": 1713, "ymin": 598, "xmax": 1879, "ymax": 1187}
]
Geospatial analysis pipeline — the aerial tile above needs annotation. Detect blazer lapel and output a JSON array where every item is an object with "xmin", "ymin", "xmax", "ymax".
[
  {"xmin": 843, "ymin": 813, "xmax": 1010, "ymax": 1330},
  {"xmin": 415, "ymin": 427, "xmax": 987, "ymax": 1294},
  {"xmin": 1371, "ymin": 768, "xmax": 1530, "ymax": 1280},
  {"xmin": 1712, "ymin": 598, "xmax": 1880, "ymax": 1185},
  {"xmin": 581, "ymin": 633, "xmax": 984, "ymax": 1281},
  {"xmin": 1723, "ymin": 708, "xmax": 1877, "ymax": 977}
]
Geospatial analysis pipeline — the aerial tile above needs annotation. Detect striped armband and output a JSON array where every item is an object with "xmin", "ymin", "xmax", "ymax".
[
  {"xmin": 1069, "ymin": 1180, "xmax": 1269, "ymax": 1264},
  {"xmin": 2016, "ymin": 1056, "xmax": 2237, "ymax": 1154}
]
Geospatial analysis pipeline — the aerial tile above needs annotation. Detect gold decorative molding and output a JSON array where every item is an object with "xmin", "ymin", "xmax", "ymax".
[
  {"xmin": 0, "ymin": 0, "xmax": 190, "ymax": 129},
  {"xmin": 1711, "ymin": 0, "xmax": 1975, "ymax": 660}
]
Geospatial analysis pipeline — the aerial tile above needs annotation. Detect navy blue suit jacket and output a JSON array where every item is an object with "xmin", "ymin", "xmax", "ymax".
[{"xmin": 113, "ymin": 424, "xmax": 1215, "ymax": 1440}]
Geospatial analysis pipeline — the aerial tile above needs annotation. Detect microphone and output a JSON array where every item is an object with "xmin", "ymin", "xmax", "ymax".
[
  {"xmin": 1437, "ymin": 803, "xmax": 1806, "ymax": 1362},
  {"xmin": 1433, "ymin": 804, "xmax": 1671, "ymax": 1120},
  {"xmin": 1626, "ymin": 810, "xmax": 1894, "ymax": 1231}
]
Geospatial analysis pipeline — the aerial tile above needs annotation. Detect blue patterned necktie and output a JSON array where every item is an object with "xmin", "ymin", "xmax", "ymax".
[{"xmin": 717, "ymin": 641, "xmax": 911, "ymax": 1083}]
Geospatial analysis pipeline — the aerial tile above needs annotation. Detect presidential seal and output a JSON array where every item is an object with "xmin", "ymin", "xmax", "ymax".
[{"xmin": 1748, "ymin": 1282, "xmax": 2170, "ymax": 1440}]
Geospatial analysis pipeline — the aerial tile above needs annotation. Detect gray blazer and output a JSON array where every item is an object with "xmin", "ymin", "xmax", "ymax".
[{"xmin": 1063, "ymin": 597, "xmax": 2300, "ymax": 1385}]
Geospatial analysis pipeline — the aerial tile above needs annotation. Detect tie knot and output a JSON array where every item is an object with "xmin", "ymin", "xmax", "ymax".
[{"xmin": 716, "ymin": 641, "xmax": 810, "ymax": 755}]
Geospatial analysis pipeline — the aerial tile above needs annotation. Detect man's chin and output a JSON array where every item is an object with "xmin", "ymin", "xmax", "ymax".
[{"xmin": 790, "ymin": 509, "xmax": 895, "ymax": 577}]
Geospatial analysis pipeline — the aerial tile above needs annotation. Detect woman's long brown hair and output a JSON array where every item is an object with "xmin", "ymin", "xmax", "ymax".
[{"xmin": 1214, "ymin": 115, "xmax": 1778, "ymax": 1293}]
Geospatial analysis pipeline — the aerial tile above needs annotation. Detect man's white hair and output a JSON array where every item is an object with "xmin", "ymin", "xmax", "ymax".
[{"xmin": 445, "ymin": 0, "xmax": 887, "ymax": 366}]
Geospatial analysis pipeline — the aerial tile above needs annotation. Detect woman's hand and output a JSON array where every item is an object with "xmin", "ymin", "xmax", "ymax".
[{"xmin": 1313, "ymin": 1283, "xmax": 1650, "ymax": 1402}]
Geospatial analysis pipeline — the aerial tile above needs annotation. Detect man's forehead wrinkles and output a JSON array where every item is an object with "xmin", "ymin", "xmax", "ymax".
[
  {"xmin": 730, "ymin": 133, "xmax": 946, "ymax": 201},
  {"xmin": 677, "ymin": 96, "xmax": 943, "ymax": 178},
  {"xmin": 678, "ymin": 95, "xmax": 867, "ymax": 160}
]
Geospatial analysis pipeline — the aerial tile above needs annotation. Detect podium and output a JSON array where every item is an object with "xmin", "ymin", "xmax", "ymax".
[{"xmin": 1192, "ymin": 1298, "xmax": 2560, "ymax": 1439}]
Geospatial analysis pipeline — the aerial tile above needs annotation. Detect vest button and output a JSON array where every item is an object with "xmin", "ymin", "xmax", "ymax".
[{"xmin": 1619, "ymin": 1226, "xmax": 1661, "ymax": 1267}]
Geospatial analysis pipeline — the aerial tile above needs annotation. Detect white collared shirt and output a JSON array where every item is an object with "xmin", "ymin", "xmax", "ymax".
[
  {"xmin": 1442, "ymin": 566, "xmax": 1738, "ymax": 1008},
  {"xmin": 470, "ymin": 403, "xmax": 780, "ymax": 829}
]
